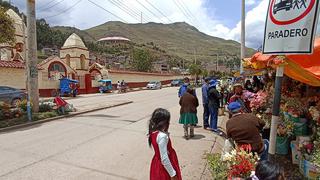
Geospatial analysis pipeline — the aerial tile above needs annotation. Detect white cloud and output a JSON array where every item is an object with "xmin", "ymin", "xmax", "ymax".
[{"xmin": 246, "ymin": 0, "xmax": 256, "ymax": 6}]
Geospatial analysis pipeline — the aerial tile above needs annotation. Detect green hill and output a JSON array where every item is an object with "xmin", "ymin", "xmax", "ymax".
[{"xmin": 55, "ymin": 21, "xmax": 255, "ymax": 64}]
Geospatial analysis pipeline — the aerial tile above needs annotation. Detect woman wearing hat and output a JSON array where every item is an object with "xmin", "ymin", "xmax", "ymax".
[{"xmin": 179, "ymin": 87, "xmax": 199, "ymax": 139}]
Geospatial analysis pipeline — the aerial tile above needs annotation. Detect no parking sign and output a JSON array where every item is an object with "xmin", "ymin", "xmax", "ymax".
[{"xmin": 263, "ymin": 0, "xmax": 320, "ymax": 54}]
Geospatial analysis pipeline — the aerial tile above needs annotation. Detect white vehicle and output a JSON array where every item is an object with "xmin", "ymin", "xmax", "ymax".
[{"xmin": 146, "ymin": 81, "xmax": 162, "ymax": 90}]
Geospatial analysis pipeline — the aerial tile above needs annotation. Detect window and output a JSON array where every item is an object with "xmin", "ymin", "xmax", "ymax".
[
  {"xmin": 80, "ymin": 54, "xmax": 86, "ymax": 69},
  {"xmin": 48, "ymin": 62, "xmax": 67, "ymax": 80}
]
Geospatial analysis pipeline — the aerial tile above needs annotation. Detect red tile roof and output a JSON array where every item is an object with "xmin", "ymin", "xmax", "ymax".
[{"xmin": 0, "ymin": 60, "xmax": 25, "ymax": 69}]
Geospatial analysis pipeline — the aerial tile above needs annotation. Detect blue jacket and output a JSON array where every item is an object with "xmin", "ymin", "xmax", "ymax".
[
  {"xmin": 201, "ymin": 83, "xmax": 209, "ymax": 104},
  {"xmin": 178, "ymin": 84, "xmax": 196, "ymax": 97},
  {"xmin": 178, "ymin": 84, "xmax": 188, "ymax": 97}
]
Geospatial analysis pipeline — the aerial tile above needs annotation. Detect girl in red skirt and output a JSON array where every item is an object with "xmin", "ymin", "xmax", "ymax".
[{"xmin": 148, "ymin": 108, "xmax": 182, "ymax": 180}]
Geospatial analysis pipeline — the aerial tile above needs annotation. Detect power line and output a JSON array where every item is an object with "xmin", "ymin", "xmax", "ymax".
[
  {"xmin": 88, "ymin": 0, "xmax": 128, "ymax": 23},
  {"xmin": 177, "ymin": 0, "xmax": 199, "ymax": 23},
  {"xmin": 135, "ymin": 0, "xmax": 165, "ymax": 23},
  {"xmin": 172, "ymin": 0, "xmax": 194, "ymax": 25},
  {"xmin": 107, "ymin": 0, "xmax": 140, "ymax": 22},
  {"xmin": 37, "ymin": 0, "xmax": 58, "ymax": 10},
  {"xmin": 39, "ymin": 0, "xmax": 65, "ymax": 11},
  {"xmin": 44, "ymin": 0, "xmax": 82, "ymax": 19},
  {"xmin": 115, "ymin": 0, "xmax": 153, "ymax": 22},
  {"xmin": 144, "ymin": 0, "xmax": 172, "ymax": 23}
]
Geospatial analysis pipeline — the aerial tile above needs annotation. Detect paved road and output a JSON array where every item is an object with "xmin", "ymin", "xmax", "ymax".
[{"xmin": 0, "ymin": 88, "xmax": 217, "ymax": 180}]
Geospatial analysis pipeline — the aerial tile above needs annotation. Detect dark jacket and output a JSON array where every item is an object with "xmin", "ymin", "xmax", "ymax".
[
  {"xmin": 208, "ymin": 87, "xmax": 221, "ymax": 108},
  {"xmin": 226, "ymin": 113, "xmax": 265, "ymax": 153},
  {"xmin": 179, "ymin": 92, "xmax": 199, "ymax": 114}
]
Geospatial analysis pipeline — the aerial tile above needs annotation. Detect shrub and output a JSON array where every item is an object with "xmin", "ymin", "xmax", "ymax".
[{"xmin": 39, "ymin": 101, "xmax": 54, "ymax": 112}]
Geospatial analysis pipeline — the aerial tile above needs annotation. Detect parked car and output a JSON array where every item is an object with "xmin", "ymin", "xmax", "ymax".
[
  {"xmin": 171, "ymin": 79, "xmax": 182, "ymax": 87},
  {"xmin": 146, "ymin": 81, "xmax": 162, "ymax": 90},
  {"xmin": 0, "ymin": 86, "xmax": 27, "ymax": 107}
]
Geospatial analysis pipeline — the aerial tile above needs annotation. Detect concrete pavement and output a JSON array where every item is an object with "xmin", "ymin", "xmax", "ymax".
[{"xmin": 0, "ymin": 87, "xmax": 225, "ymax": 180}]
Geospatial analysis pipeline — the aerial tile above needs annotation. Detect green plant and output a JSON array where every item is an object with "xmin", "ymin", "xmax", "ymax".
[
  {"xmin": 34, "ymin": 111, "xmax": 58, "ymax": 120},
  {"xmin": 18, "ymin": 99, "xmax": 32, "ymax": 112},
  {"xmin": 207, "ymin": 153, "xmax": 228, "ymax": 179},
  {"xmin": 39, "ymin": 102, "xmax": 53, "ymax": 112}
]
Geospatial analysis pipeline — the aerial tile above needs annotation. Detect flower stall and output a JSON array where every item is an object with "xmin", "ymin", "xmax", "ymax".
[{"xmin": 242, "ymin": 38, "xmax": 320, "ymax": 179}]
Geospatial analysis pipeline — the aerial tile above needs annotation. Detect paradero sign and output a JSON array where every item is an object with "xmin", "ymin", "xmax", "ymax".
[
  {"xmin": 263, "ymin": 0, "xmax": 320, "ymax": 54},
  {"xmin": 270, "ymin": 0, "xmax": 316, "ymax": 25}
]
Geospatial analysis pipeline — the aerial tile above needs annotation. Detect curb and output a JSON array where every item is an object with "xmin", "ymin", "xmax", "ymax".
[{"xmin": 0, "ymin": 101, "xmax": 133, "ymax": 133}]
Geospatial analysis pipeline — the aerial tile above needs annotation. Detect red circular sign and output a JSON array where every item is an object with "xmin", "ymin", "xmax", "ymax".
[{"xmin": 269, "ymin": 0, "xmax": 316, "ymax": 25}]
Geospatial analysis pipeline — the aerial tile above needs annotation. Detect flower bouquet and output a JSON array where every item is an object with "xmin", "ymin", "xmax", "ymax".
[
  {"xmin": 309, "ymin": 106, "xmax": 320, "ymax": 125},
  {"xmin": 277, "ymin": 116, "xmax": 294, "ymax": 137},
  {"xmin": 222, "ymin": 147, "xmax": 260, "ymax": 179}
]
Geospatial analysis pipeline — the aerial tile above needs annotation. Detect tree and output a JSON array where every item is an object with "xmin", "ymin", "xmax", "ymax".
[
  {"xmin": 0, "ymin": 7, "xmax": 15, "ymax": 45},
  {"xmin": 189, "ymin": 63, "xmax": 202, "ymax": 84},
  {"xmin": 132, "ymin": 48, "xmax": 152, "ymax": 72},
  {"xmin": 0, "ymin": 7, "xmax": 15, "ymax": 60}
]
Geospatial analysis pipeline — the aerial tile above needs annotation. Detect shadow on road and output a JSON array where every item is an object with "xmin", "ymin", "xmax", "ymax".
[
  {"xmin": 78, "ymin": 114, "xmax": 120, "ymax": 118},
  {"xmin": 190, "ymin": 134, "xmax": 206, "ymax": 140},
  {"xmin": 0, "ymin": 123, "xmax": 42, "ymax": 134}
]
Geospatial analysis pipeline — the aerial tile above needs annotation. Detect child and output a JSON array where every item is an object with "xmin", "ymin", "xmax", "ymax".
[
  {"xmin": 250, "ymin": 160, "xmax": 285, "ymax": 180},
  {"xmin": 148, "ymin": 108, "xmax": 182, "ymax": 180},
  {"xmin": 179, "ymin": 88, "xmax": 199, "ymax": 139}
]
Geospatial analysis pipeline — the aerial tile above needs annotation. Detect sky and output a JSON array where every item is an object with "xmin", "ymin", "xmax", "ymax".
[{"xmin": 8, "ymin": 0, "xmax": 320, "ymax": 49}]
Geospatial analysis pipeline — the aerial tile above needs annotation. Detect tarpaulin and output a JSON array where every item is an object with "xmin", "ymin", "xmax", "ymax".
[{"xmin": 243, "ymin": 37, "xmax": 320, "ymax": 86}]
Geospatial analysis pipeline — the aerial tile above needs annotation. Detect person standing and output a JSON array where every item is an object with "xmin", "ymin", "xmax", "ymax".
[
  {"xmin": 179, "ymin": 88, "xmax": 199, "ymax": 139},
  {"xmin": 117, "ymin": 81, "xmax": 121, "ymax": 94},
  {"xmin": 178, "ymin": 77, "xmax": 190, "ymax": 98},
  {"xmin": 201, "ymin": 78, "xmax": 210, "ymax": 129},
  {"xmin": 148, "ymin": 108, "xmax": 182, "ymax": 180},
  {"xmin": 208, "ymin": 80, "xmax": 221, "ymax": 132},
  {"xmin": 252, "ymin": 76, "xmax": 262, "ymax": 93},
  {"xmin": 244, "ymin": 80, "xmax": 254, "ymax": 92}
]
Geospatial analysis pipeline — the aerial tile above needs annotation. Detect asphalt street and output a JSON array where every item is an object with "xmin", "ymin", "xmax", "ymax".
[{"xmin": 0, "ymin": 87, "xmax": 217, "ymax": 180}]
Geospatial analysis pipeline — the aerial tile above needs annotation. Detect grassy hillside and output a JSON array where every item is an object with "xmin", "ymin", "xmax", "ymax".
[
  {"xmin": 83, "ymin": 21, "xmax": 256, "ymax": 62},
  {"xmin": 54, "ymin": 22, "xmax": 255, "ymax": 63}
]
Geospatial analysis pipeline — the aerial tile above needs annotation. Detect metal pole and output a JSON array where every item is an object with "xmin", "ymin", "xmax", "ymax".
[
  {"xmin": 26, "ymin": 0, "xmax": 39, "ymax": 113},
  {"xmin": 240, "ymin": 0, "xmax": 245, "ymax": 74},
  {"xmin": 141, "ymin": 12, "xmax": 142, "ymax": 24},
  {"xmin": 269, "ymin": 66, "xmax": 284, "ymax": 155}
]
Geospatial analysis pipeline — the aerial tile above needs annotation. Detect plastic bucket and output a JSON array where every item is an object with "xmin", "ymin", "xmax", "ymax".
[
  {"xmin": 294, "ymin": 122, "xmax": 308, "ymax": 136},
  {"xmin": 290, "ymin": 115, "xmax": 300, "ymax": 123},
  {"xmin": 300, "ymin": 160, "xmax": 320, "ymax": 180},
  {"xmin": 276, "ymin": 136, "xmax": 289, "ymax": 155},
  {"xmin": 290, "ymin": 141, "xmax": 300, "ymax": 165}
]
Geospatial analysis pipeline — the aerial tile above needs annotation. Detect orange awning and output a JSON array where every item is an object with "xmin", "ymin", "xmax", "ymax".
[{"xmin": 244, "ymin": 38, "xmax": 320, "ymax": 86}]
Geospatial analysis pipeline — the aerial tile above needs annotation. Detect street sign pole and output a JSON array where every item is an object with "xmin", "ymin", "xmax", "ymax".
[
  {"xmin": 269, "ymin": 66, "xmax": 284, "ymax": 155},
  {"xmin": 240, "ymin": 0, "xmax": 245, "ymax": 74}
]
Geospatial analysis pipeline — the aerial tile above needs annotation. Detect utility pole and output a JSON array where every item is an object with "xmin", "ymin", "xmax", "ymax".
[
  {"xmin": 26, "ymin": 0, "xmax": 39, "ymax": 113},
  {"xmin": 193, "ymin": 48, "xmax": 197, "ymax": 64},
  {"xmin": 141, "ymin": 12, "xmax": 142, "ymax": 24},
  {"xmin": 216, "ymin": 54, "xmax": 218, "ymax": 71},
  {"xmin": 240, "ymin": 0, "xmax": 245, "ymax": 75}
]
